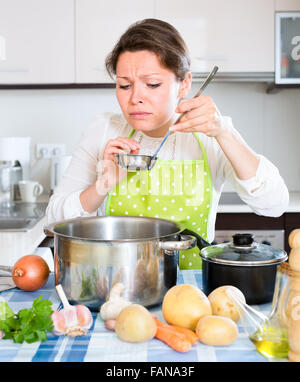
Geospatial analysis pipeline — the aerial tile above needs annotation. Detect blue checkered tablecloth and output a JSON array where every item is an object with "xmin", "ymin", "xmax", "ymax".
[{"xmin": 0, "ymin": 253, "xmax": 287, "ymax": 363}]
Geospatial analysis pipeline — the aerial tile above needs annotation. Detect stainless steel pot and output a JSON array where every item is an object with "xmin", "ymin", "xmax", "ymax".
[{"xmin": 45, "ymin": 216, "xmax": 197, "ymax": 311}]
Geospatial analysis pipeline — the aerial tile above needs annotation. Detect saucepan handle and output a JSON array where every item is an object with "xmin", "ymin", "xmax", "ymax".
[
  {"xmin": 158, "ymin": 234, "xmax": 197, "ymax": 251},
  {"xmin": 181, "ymin": 228, "xmax": 211, "ymax": 250},
  {"xmin": 43, "ymin": 225, "xmax": 54, "ymax": 238}
]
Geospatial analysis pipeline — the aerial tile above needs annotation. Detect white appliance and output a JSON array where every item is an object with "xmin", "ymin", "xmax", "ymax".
[
  {"xmin": 50, "ymin": 155, "xmax": 72, "ymax": 191},
  {"xmin": 0, "ymin": 137, "xmax": 31, "ymax": 180}
]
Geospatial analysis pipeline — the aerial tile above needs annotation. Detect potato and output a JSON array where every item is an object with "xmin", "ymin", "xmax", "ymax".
[
  {"xmin": 196, "ymin": 315, "xmax": 238, "ymax": 346},
  {"xmin": 208, "ymin": 285, "xmax": 246, "ymax": 322},
  {"xmin": 162, "ymin": 284, "xmax": 212, "ymax": 331},
  {"xmin": 115, "ymin": 304, "xmax": 156, "ymax": 343}
]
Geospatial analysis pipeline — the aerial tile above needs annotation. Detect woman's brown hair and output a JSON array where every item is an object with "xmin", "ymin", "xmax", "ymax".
[{"xmin": 105, "ymin": 18, "xmax": 191, "ymax": 81}]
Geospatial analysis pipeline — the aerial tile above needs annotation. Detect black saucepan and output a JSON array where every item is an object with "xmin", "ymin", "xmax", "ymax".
[{"xmin": 199, "ymin": 233, "xmax": 288, "ymax": 304}]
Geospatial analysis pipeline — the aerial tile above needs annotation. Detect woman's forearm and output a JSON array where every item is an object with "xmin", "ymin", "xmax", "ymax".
[
  {"xmin": 80, "ymin": 177, "xmax": 110, "ymax": 214},
  {"xmin": 216, "ymin": 128, "xmax": 260, "ymax": 181}
]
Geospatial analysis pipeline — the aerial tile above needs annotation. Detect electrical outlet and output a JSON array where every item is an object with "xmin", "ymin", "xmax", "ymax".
[{"xmin": 36, "ymin": 143, "xmax": 66, "ymax": 159}]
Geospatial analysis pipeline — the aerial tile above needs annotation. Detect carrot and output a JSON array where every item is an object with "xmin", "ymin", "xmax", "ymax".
[
  {"xmin": 155, "ymin": 326, "xmax": 192, "ymax": 353},
  {"xmin": 171, "ymin": 325, "xmax": 198, "ymax": 345},
  {"xmin": 154, "ymin": 318, "xmax": 198, "ymax": 345}
]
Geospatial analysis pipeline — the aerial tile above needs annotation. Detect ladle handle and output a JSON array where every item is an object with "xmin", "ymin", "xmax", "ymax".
[
  {"xmin": 152, "ymin": 65, "xmax": 219, "ymax": 161},
  {"xmin": 174, "ymin": 65, "xmax": 219, "ymax": 125},
  {"xmin": 151, "ymin": 130, "xmax": 172, "ymax": 161}
]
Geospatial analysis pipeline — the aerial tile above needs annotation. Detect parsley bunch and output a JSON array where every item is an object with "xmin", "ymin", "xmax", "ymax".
[{"xmin": 0, "ymin": 295, "xmax": 54, "ymax": 344}]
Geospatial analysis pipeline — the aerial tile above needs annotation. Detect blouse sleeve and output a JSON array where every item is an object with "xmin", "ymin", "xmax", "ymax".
[
  {"xmin": 214, "ymin": 117, "xmax": 289, "ymax": 217},
  {"xmin": 46, "ymin": 113, "xmax": 113, "ymax": 224}
]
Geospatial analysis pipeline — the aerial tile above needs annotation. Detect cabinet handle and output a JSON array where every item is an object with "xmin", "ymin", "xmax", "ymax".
[{"xmin": 0, "ymin": 35, "xmax": 6, "ymax": 61}]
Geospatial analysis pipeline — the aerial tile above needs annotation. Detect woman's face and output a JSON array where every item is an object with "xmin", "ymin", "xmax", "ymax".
[{"xmin": 116, "ymin": 50, "xmax": 191, "ymax": 137}]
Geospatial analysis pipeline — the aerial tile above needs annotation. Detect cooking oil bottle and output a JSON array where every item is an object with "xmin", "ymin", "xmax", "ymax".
[
  {"xmin": 249, "ymin": 325, "xmax": 289, "ymax": 359},
  {"xmin": 227, "ymin": 264, "xmax": 291, "ymax": 360},
  {"xmin": 248, "ymin": 262, "xmax": 291, "ymax": 359}
]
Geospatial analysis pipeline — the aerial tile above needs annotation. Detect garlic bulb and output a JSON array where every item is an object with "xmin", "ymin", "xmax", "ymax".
[
  {"xmin": 52, "ymin": 284, "xmax": 93, "ymax": 337},
  {"xmin": 100, "ymin": 282, "xmax": 131, "ymax": 321}
]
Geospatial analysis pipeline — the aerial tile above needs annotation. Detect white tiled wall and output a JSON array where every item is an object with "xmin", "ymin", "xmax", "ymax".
[{"xmin": 0, "ymin": 82, "xmax": 299, "ymax": 193}]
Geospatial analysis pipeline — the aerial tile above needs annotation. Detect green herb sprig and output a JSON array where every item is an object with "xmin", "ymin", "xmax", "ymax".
[{"xmin": 0, "ymin": 295, "xmax": 54, "ymax": 344}]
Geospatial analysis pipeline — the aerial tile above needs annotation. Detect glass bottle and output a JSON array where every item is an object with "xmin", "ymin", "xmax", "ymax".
[
  {"xmin": 227, "ymin": 262, "xmax": 291, "ymax": 359},
  {"xmin": 248, "ymin": 262, "xmax": 290, "ymax": 359}
]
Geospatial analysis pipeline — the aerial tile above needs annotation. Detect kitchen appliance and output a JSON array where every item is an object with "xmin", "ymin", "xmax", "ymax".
[
  {"xmin": 200, "ymin": 233, "xmax": 288, "ymax": 305},
  {"xmin": 50, "ymin": 155, "xmax": 72, "ymax": 192},
  {"xmin": 0, "ymin": 160, "xmax": 22, "ymax": 206},
  {"xmin": 45, "ymin": 216, "xmax": 198, "ymax": 311},
  {"xmin": 275, "ymin": 12, "xmax": 300, "ymax": 84},
  {"xmin": 0, "ymin": 137, "xmax": 31, "ymax": 180},
  {"xmin": 115, "ymin": 66, "xmax": 218, "ymax": 172}
]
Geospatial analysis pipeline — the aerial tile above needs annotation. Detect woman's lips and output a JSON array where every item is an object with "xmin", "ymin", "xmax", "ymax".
[{"xmin": 129, "ymin": 112, "xmax": 152, "ymax": 119}]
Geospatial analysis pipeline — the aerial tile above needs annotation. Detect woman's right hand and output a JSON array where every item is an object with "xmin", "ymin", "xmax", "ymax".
[{"xmin": 97, "ymin": 137, "xmax": 140, "ymax": 194}]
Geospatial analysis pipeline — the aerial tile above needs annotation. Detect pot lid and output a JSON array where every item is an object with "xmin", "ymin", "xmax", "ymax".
[{"xmin": 200, "ymin": 233, "xmax": 287, "ymax": 266}]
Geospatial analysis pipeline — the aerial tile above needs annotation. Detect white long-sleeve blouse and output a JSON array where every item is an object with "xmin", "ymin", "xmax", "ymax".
[{"xmin": 46, "ymin": 112, "xmax": 289, "ymax": 243}]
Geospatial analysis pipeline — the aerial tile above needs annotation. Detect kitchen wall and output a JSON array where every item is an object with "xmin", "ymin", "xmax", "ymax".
[{"xmin": 0, "ymin": 82, "xmax": 300, "ymax": 194}]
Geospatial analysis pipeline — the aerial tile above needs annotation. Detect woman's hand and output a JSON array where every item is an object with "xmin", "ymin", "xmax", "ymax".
[
  {"xmin": 169, "ymin": 95, "xmax": 260, "ymax": 181},
  {"xmin": 170, "ymin": 95, "xmax": 224, "ymax": 138},
  {"xmin": 97, "ymin": 137, "xmax": 140, "ymax": 194}
]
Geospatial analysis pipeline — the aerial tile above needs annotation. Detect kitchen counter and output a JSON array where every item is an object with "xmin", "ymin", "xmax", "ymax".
[
  {"xmin": 0, "ymin": 263, "xmax": 286, "ymax": 363},
  {"xmin": 0, "ymin": 200, "xmax": 48, "ymax": 266},
  {"xmin": 217, "ymin": 191, "xmax": 300, "ymax": 213}
]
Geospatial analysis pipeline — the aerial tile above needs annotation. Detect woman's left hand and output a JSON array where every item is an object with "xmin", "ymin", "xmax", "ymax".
[{"xmin": 170, "ymin": 95, "xmax": 224, "ymax": 138}]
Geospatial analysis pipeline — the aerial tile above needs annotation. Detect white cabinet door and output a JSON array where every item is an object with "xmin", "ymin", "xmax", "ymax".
[
  {"xmin": 275, "ymin": 0, "xmax": 300, "ymax": 11},
  {"xmin": 76, "ymin": 0, "xmax": 154, "ymax": 83},
  {"xmin": 155, "ymin": 0, "xmax": 275, "ymax": 73},
  {"xmin": 0, "ymin": 0, "xmax": 74, "ymax": 84}
]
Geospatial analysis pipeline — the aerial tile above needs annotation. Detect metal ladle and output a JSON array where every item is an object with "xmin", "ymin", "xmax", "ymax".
[{"xmin": 115, "ymin": 65, "xmax": 219, "ymax": 172}]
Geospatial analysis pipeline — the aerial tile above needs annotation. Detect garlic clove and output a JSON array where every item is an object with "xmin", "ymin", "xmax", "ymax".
[
  {"xmin": 63, "ymin": 306, "xmax": 79, "ymax": 328},
  {"xmin": 51, "ymin": 310, "xmax": 67, "ymax": 336},
  {"xmin": 75, "ymin": 305, "xmax": 93, "ymax": 329},
  {"xmin": 100, "ymin": 298, "xmax": 131, "ymax": 321}
]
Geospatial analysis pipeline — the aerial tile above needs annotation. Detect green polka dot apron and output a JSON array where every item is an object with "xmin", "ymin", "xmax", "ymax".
[{"xmin": 105, "ymin": 129, "xmax": 213, "ymax": 269}]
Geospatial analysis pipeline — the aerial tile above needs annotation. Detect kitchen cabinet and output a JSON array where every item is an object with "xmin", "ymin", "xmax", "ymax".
[
  {"xmin": 275, "ymin": 0, "xmax": 300, "ymax": 11},
  {"xmin": 75, "ymin": 0, "xmax": 154, "ymax": 83},
  {"xmin": 154, "ymin": 0, "xmax": 275, "ymax": 73},
  {"xmin": 0, "ymin": 0, "xmax": 74, "ymax": 84}
]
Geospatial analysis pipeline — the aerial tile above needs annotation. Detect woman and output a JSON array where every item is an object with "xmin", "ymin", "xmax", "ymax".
[{"xmin": 46, "ymin": 19, "xmax": 289, "ymax": 269}]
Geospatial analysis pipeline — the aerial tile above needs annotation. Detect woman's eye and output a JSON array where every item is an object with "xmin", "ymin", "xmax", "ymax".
[
  {"xmin": 148, "ymin": 83, "xmax": 162, "ymax": 88},
  {"xmin": 118, "ymin": 84, "xmax": 131, "ymax": 90}
]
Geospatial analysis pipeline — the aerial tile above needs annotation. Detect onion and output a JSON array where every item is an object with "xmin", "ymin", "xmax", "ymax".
[{"xmin": 12, "ymin": 255, "xmax": 50, "ymax": 291}]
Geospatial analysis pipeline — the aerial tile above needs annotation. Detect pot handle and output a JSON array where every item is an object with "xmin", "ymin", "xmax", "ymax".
[
  {"xmin": 181, "ymin": 228, "xmax": 211, "ymax": 250},
  {"xmin": 43, "ymin": 225, "xmax": 54, "ymax": 238},
  {"xmin": 158, "ymin": 234, "xmax": 197, "ymax": 251},
  {"xmin": 0, "ymin": 265, "xmax": 13, "ymax": 276}
]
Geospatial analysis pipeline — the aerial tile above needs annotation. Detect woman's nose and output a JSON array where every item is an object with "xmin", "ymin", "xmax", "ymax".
[{"xmin": 130, "ymin": 84, "xmax": 144, "ymax": 104}]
